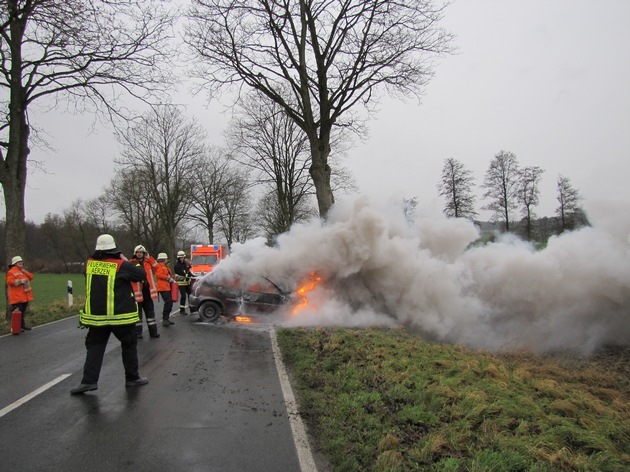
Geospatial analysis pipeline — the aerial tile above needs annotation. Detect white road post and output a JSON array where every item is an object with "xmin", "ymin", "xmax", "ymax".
[{"xmin": 67, "ymin": 280, "xmax": 73, "ymax": 307}]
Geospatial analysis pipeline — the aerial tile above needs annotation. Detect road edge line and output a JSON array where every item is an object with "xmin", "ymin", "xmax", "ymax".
[
  {"xmin": 269, "ymin": 327, "xmax": 319, "ymax": 472},
  {"xmin": 0, "ymin": 373, "xmax": 72, "ymax": 419}
]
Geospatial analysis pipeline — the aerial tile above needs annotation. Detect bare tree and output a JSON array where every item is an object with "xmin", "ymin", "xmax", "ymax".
[
  {"xmin": 185, "ymin": 0, "xmax": 452, "ymax": 218},
  {"xmin": 188, "ymin": 150, "xmax": 238, "ymax": 244},
  {"xmin": 115, "ymin": 105, "xmax": 204, "ymax": 258},
  {"xmin": 227, "ymin": 94, "xmax": 317, "ymax": 234},
  {"xmin": 40, "ymin": 200, "xmax": 101, "ymax": 270},
  {"xmin": 518, "ymin": 166, "xmax": 544, "ymax": 240},
  {"xmin": 107, "ymin": 169, "xmax": 163, "ymax": 251},
  {"xmin": 83, "ymin": 195, "xmax": 117, "ymax": 234},
  {"xmin": 556, "ymin": 175, "xmax": 588, "ymax": 232},
  {"xmin": 217, "ymin": 167, "xmax": 255, "ymax": 248},
  {"xmin": 0, "ymin": 0, "xmax": 175, "ymax": 262},
  {"xmin": 482, "ymin": 150, "xmax": 520, "ymax": 232},
  {"xmin": 438, "ymin": 158, "xmax": 477, "ymax": 219},
  {"xmin": 402, "ymin": 197, "xmax": 418, "ymax": 225}
]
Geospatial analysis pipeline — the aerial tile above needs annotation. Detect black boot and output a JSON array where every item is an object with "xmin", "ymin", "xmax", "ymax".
[{"xmin": 148, "ymin": 324, "xmax": 160, "ymax": 338}]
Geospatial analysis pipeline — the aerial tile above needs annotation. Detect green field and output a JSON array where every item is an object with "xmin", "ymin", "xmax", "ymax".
[{"xmin": 1, "ymin": 273, "xmax": 86, "ymax": 334}]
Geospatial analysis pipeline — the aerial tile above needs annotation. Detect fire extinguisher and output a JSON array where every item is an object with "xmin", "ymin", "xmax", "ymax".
[
  {"xmin": 11, "ymin": 307, "xmax": 22, "ymax": 335},
  {"xmin": 171, "ymin": 281, "xmax": 179, "ymax": 302}
]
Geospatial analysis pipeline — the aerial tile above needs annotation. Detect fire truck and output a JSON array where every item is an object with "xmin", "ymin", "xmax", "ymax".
[{"xmin": 190, "ymin": 244, "xmax": 228, "ymax": 276}]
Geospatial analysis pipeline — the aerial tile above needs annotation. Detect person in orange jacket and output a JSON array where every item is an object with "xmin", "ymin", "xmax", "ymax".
[
  {"xmin": 5, "ymin": 256, "xmax": 34, "ymax": 331},
  {"xmin": 156, "ymin": 253, "xmax": 176, "ymax": 327},
  {"xmin": 129, "ymin": 245, "xmax": 160, "ymax": 338}
]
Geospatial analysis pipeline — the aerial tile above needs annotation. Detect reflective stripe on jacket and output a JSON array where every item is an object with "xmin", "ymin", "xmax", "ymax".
[
  {"xmin": 130, "ymin": 256, "xmax": 159, "ymax": 301},
  {"xmin": 174, "ymin": 259, "xmax": 194, "ymax": 286},
  {"xmin": 80, "ymin": 258, "xmax": 141, "ymax": 327},
  {"xmin": 5, "ymin": 266, "xmax": 34, "ymax": 304}
]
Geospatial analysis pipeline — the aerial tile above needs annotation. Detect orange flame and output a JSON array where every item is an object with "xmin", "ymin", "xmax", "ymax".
[
  {"xmin": 291, "ymin": 272, "xmax": 322, "ymax": 315},
  {"xmin": 234, "ymin": 315, "xmax": 253, "ymax": 323}
]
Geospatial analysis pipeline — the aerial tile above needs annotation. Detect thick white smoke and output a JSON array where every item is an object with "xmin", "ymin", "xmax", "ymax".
[{"xmin": 211, "ymin": 197, "xmax": 630, "ymax": 353}]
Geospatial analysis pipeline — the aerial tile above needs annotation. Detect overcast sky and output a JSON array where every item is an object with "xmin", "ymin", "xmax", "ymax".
[{"xmin": 12, "ymin": 0, "xmax": 630, "ymax": 224}]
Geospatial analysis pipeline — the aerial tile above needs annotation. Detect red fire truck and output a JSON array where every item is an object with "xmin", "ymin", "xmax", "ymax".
[{"xmin": 190, "ymin": 244, "xmax": 228, "ymax": 276}]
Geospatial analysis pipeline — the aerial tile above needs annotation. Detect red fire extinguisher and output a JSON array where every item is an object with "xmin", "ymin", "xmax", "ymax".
[
  {"xmin": 11, "ymin": 307, "xmax": 22, "ymax": 335},
  {"xmin": 171, "ymin": 281, "xmax": 179, "ymax": 302}
]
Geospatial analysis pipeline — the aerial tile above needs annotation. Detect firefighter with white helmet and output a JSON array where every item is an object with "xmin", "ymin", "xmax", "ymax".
[
  {"xmin": 174, "ymin": 250, "xmax": 195, "ymax": 315},
  {"xmin": 129, "ymin": 245, "xmax": 160, "ymax": 338},
  {"xmin": 71, "ymin": 234, "xmax": 148, "ymax": 394},
  {"xmin": 5, "ymin": 255, "xmax": 34, "ymax": 331},
  {"xmin": 156, "ymin": 252, "xmax": 176, "ymax": 326}
]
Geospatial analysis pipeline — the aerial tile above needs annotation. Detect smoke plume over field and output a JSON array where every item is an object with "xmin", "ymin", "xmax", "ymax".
[{"xmin": 212, "ymin": 197, "xmax": 630, "ymax": 353}]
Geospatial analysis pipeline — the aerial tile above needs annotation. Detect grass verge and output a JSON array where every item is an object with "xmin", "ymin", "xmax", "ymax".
[{"xmin": 277, "ymin": 327, "xmax": 630, "ymax": 471}]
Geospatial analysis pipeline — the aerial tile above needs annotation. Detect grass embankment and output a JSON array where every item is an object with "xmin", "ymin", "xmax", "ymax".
[
  {"xmin": 277, "ymin": 327, "xmax": 630, "ymax": 471},
  {"xmin": 1, "ymin": 273, "xmax": 85, "ymax": 335}
]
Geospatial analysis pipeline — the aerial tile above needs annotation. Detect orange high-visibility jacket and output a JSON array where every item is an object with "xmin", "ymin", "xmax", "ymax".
[
  {"xmin": 155, "ymin": 262, "xmax": 174, "ymax": 292},
  {"xmin": 130, "ymin": 256, "xmax": 158, "ymax": 302},
  {"xmin": 5, "ymin": 266, "xmax": 34, "ymax": 304}
]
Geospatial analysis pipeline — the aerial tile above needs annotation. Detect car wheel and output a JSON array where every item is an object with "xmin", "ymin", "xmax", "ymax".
[{"xmin": 198, "ymin": 301, "xmax": 222, "ymax": 323}]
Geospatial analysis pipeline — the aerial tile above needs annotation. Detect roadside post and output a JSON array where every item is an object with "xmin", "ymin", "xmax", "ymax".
[{"xmin": 67, "ymin": 280, "xmax": 73, "ymax": 307}]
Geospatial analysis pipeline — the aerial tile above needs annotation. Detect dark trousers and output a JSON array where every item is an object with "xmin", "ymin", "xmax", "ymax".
[
  {"xmin": 10, "ymin": 302, "xmax": 29, "ymax": 328},
  {"xmin": 178, "ymin": 285, "xmax": 191, "ymax": 313},
  {"xmin": 159, "ymin": 291, "xmax": 173, "ymax": 320},
  {"xmin": 81, "ymin": 324, "xmax": 140, "ymax": 384},
  {"xmin": 136, "ymin": 298, "xmax": 158, "ymax": 336}
]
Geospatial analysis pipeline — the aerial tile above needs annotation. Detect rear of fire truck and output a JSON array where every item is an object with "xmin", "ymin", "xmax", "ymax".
[{"xmin": 190, "ymin": 244, "xmax": 228, "ymax": 276}]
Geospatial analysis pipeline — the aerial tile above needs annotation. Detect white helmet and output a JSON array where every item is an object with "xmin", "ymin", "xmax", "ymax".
[
  {"xmin": 157, "ymin": 252, "xmax": 168, "ymax": 261},
  {"xmin": 134, "ymin": 245, "xmax": 147, "ymax": 254},
  {"xmin": 95, "ymin": 234, "xmax": 117, "ymax": 251},
  {"xmin": 177, "ymin": 251, "xmax": 186, "ymax": 257},
  {"xmin": 11, "ymin": 256, "xmax": 23, "ymax": 265}
]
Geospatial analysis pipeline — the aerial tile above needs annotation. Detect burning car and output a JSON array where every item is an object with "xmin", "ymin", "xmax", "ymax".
[{"xmin": 189, "ymin": 273, "xmax": 293, "ymax": 322}]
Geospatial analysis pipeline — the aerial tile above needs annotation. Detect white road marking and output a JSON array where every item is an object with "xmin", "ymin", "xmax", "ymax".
[
  {"xmin": 0, "ymin": 374, "xmax": 72, "ymax": 419},
  {"xmin": 270, "ymin": 328, "xmax": 319, "ymax": 472}
]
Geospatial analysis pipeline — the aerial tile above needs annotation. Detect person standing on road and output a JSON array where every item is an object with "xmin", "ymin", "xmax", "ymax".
[
  {"xmin": 70, "ymin": 234, "xmax": 149, "ymax": 395},
  {"xmin": 5, "ymin": 256, "xmax": 34, "ymax": 331},
  {"xmin": 174, "ymin": 250, "xmax": 195, "ymax": 315},
  {"xmin": 156, "ymin": 253, "xmax": 176, "ymax": 327},
  {"xmin": 130, "ymin": 245, "xmax": 160, "ymax": 338}
]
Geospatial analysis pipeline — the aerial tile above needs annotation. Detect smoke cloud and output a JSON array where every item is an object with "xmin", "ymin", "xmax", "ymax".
[{"xmin": 212, "ymin": 197, "xmax": 630, "ymax": 353}]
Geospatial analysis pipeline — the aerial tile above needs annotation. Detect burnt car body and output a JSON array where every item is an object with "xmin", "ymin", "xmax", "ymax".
[{"xmin": 189, "ymin": 273, "xmax": 292, "ymax": 322}]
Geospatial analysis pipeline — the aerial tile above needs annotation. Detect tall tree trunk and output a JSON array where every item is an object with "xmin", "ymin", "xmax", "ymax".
[
  {"xmin": 1, "ymin": 113, "xmax": 29, "ymax": 263},
  {"xmin": 308, "ymin": 138, "xmax": 334, "ymax": 218},
  {"xmin": 1, "ymin": 9, "xmax": 29, "ymax": 262}
]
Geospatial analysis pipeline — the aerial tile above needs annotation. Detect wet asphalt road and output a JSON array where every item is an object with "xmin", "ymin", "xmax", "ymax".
[{"xmin": 0, "ymin": 308, "xmax": 303, "ymax": 472}]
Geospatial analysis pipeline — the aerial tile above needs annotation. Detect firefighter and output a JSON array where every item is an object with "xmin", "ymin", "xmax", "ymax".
[
  {"xmin": 174, "ymin": 250, "xmax": 195, "ymax": 315},
  {"xmin": 5, "ymin": 256, "xmax": 34, "ymax": 331},
  {"xmin": 156, "ymin": 253, "xmax": 176, "ymax": 327},
  {"xmin": 130, "ymin": 245, "xmax": 160, "ymax": 338},
  {"xmin": 70, "ymin": 234, "xmax": 148, "ymax": 394}
]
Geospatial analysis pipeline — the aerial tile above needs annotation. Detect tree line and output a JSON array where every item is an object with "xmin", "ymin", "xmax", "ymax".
[
  {"xmin": 0, "ymin": 100, "xmax": 344, "ymax": 272},
  {"xmin": 1, "ymin": 1, "xmax": 591, "ymax": 265},
  {"xmin": 438, "ymin": 151, "xmax": 589, "ymax": 242},
  {"xmin": 2, "ymin": 0, "xmax": 452, "ymax": 263}
]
